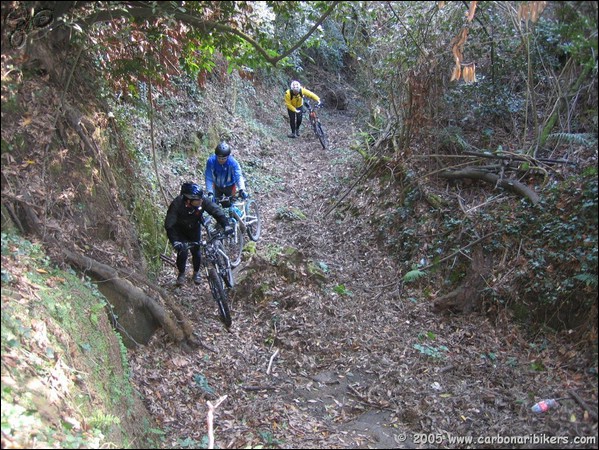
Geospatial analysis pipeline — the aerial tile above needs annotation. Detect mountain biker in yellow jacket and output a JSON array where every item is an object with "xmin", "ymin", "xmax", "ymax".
[{"xmin": 285, "ymin": 80, "xmax": 320, "ymax": 138}]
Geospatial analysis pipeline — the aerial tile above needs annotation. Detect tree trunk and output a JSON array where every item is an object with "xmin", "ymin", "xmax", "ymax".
[{"xmin": 433, "ymin": 245, "xmax": 492, "ymax": 313}]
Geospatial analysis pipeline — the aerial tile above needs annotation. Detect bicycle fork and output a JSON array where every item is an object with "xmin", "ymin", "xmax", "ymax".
[{"xmin": 211, "ymin": 245, "xmax": 234, "ymax": 288}]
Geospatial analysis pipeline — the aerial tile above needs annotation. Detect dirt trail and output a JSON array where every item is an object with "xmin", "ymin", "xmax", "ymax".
[{"xmin": 129, "ymin": 104, "xmax": 598, "ymax": 449}]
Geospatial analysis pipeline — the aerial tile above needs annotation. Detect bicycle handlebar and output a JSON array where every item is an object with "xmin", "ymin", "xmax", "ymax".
[
  {"xmin": 187, "ymin": 230, "xmax": 225, "ymax": 249},
  {"xmin": 214, "ymin": 193, "xmax": 250, "ymax": 205},
  {"xmin": 304, "ymin": 100, "xmax": 323, "ymax": 111}
]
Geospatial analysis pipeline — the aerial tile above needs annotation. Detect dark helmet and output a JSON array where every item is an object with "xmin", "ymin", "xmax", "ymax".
[
  {"xmin": 180, "ymin": 182, "xmax": 203, "ymax": 200},
  {"xmin": 215, "ymin": 141, "xmax": 231, "ymax": 157}
]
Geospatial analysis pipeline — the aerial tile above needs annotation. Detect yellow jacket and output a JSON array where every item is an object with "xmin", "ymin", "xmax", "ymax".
[{"xmin": 285, "ymin": 87, "xmax": 320, "ymax": 113}]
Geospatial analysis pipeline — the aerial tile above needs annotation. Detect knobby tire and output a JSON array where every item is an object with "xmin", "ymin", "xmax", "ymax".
[
  {"xmin": 207, "ymin": 268, "xmax": 231, "ymax": 328},
  {"xmin": 310, "ymin": 115, "xmax": 327, "ymax": 150},
  {"xmin": 244, "ymin": 199, "xmax": 261, "ymax": 241},
  {"xmin": 33, "ymin": 10, "xmax": 53, "ymax": 28},
  {"xmin": 223, "ymin": 220, "xmax": 244, "ymax": 268},
  {"xmin": 214, "ymin": 240, "xmax": 234, "ymax": 288},
  {"xmin": 316, "ymin": 123, "xmax": 328, "ymax": 149}
]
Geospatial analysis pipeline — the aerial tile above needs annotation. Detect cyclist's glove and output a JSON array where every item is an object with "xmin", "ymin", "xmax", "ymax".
[
  {"xmin": 224, "ymin": 225, "xmax": 234, "ymax": 236},
  {"xmin": 173, "ymin": 241, "xmax": 187, "ymax": 252},
  {"xmin": 239, "ymin": 189, "xmax": 249, "ymax": 200},
  {"xmin": 296, "ymin": 107, "xmax": 303, "ymax": 114},
  {"xmin": 317, "ymin": 101, "xmax": 322, "ymax": 107}
]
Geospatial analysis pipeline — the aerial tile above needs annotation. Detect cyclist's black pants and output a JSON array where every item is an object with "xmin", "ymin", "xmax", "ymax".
[
  {"xmin": 176, "ymin": 232, "xmax": 202, "ymax": 273},
  {"xmin": 288, "ymin": 109, "xmax": 302, "ymax": 133},
  {"xmin": 176, "ymin": 247, "xmax": 201, "ymax": 274}
]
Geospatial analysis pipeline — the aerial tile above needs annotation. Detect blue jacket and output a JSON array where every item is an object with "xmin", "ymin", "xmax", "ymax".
[{"xmin": 205, "ymin": 155, "xmax": 246, "ymax": 195}]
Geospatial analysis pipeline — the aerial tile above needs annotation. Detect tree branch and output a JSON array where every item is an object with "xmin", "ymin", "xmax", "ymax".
[
  {"xmin": 440, "ymin": 168, "xmax": 540, "ymax": 205},
  {"xmin": 81, "ymin": 1, "xmax": 341, "ymax": 66}
]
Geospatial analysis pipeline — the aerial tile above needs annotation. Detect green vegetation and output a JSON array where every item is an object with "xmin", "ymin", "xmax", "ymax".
[
  {"xmin": 1, "ymin": 1, "xmax": 597, "ymax": 446},
  {"xmin": 1, "ymin": 232, "xmax": 154, "ymax": 448}
]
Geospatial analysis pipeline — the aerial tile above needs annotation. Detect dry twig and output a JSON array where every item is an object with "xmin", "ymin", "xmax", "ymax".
[
  {"xmin": 207, "ymin": 395, "xmax": 228, "ymax": 449},
  {"xmin": 267, "ymin": 348, "xmax": 280, "ymax": 375}
]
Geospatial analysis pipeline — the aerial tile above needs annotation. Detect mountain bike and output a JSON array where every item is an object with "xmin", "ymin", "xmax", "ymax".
[
  {"xmin": 211, "ymin": 193, "xmax": 262, "ymax": 264},
  {"xmin": 216, "ymin": 195, "xmax": 262, "ymax": 241},
  {"xmin": 160, "ymin": 230, "xmax": 234, "ymax": 328},
  {"xmin": 4, "ymin": 8, "xmax": 53, "ymax": 49},
  {"xmin": 305, "ymin": 100, "xmax": 328, "ymax": 150},
  {"xmin": 204, "ymin": 198, "xmax": 245, "ymax": 268}
]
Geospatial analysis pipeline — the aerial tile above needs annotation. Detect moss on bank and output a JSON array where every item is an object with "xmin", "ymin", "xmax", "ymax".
[{"xmin": 1, "ymin": 232, "xmax": 160, "ymax": 449}]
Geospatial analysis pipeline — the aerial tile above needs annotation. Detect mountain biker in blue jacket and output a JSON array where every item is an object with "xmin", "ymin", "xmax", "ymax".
[
  {"xmin": 205, "ymin": 141, "xmax": 248, "ymax": 201},
  {"xmin": 165, "ymin": 182, "xmax": 233, "ymax": 286},
  {"xmin": 285, "ymin": 80, "xmax": 321, "ymax": 138}
]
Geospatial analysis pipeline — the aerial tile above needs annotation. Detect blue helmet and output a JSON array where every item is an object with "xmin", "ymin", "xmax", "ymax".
[{"xmin": 180, "ymin": 182, "xmax": 203, "ymax": 200}]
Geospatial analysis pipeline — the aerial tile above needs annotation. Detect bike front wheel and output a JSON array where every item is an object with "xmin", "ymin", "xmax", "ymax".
[
  {"xmin": 10, "ymin": 30, "xmax": 26, "ymax": 49},
  {"xmin": 207, "ymin": 268, "xmax": 231, "ymax": 328},
  {"xmin": 222, "ymin": 221, "xmax": 244, "ymax": 268},
  {"xmin": 315, "ymin": 122, "xmax": 328, "ymax": 150},
  {"xmin": 244, "ymin": 199, "xmax": 262, "ymax": 241},
  {"xmin": 214, "ymin": 240, "xmax": 234, "ymax": 288},
  {"xmin": 33, "ymin": 10, "xmax": 53, "ymax": 28}
]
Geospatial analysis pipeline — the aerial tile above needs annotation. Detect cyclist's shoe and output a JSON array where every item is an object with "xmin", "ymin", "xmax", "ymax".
[
  {"xmin": 295, "ymin": 130, "xmax": 300, "ymax": 137},
  {"xmin": 193, "ymin": 271, "xmax": 202, "ymax": 284},
  {"xmin": 288, "ymin": 132, "xmax": 296, "ymax": 138},
  {"xmin": 176, "ymin": 273, "xmax": 186, "ymax": 286}
]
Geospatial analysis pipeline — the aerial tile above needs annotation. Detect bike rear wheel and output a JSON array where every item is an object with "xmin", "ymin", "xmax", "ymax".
[
  {"xmin": 222, "ymin": 220, "xmax": 244, "ymax": 268},
  {"xmin": 207, "ymin": 268, "xmax": 231, "ymax": 328},
  {"xmin": 244, "ymin": 199, "xmax": 261, "ymax": 241}
]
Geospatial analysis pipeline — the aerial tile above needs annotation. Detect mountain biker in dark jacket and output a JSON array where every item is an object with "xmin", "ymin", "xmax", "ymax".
[
  {"xmin": 165, "ymin": 182, "xmax": 232, "ymax": 286},
  {"xmin": 205, "ymin": 141, "xmax": 249, "ymax": 200},
  {"xmin": 285, "ymin": 80, "xmax": 320, "ymax": 138}
]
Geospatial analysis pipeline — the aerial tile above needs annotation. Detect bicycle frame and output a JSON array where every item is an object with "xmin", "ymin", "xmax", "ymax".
[{"xmin": 195, "ymin": 230, "xmax": 234, "ymax": 288}]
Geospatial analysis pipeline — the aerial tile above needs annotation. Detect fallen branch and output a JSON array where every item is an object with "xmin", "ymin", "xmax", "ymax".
[
  {"xmin": 440, "ymin": 168, "xmax": 540, "ymax": 205},
  {"xmin": 266, "ymin": 348, "xmax": 280, "ymax": 375},
  {"xmin": 241, "ymin": 385, "xmax": 278, "ymax": 391},
  {"xmin": 207, "ymin": 395, "xmax": 228, "ymax": 449},
  {"xmin": 462, "ymin": 150, "xmax": 577, "ymax": 166}
]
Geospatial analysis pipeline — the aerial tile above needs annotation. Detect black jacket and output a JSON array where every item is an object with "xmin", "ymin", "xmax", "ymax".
[{"xmin": 164, "ymin": 195, "xmax": 229, "ymax": 243}]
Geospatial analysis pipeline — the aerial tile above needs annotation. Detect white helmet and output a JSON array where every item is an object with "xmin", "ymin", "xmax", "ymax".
[{"xmin": 290, "ymin": 80, "xmax": 301, "ymax": 93}]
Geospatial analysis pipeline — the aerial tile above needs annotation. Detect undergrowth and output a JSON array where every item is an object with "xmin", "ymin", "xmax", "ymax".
[{"xmin": 1, "ymin": 232, "xmax": 156, "ymax": 449}]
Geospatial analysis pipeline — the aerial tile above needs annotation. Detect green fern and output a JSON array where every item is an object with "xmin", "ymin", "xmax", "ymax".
[
  {"xmin": 547, "ymin": 132, "xmax": 597, "ymax": 148},
  {"xmin": 88, "ymin": 411, "xmax": 120, "ymax": 431},
  {"xmin": 403, "ymin": 269, "xmax": 426, "ymax": 283},
  {"xmin": 573, "ymin": 273, "xmax": 598, "ymax": 287}
]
